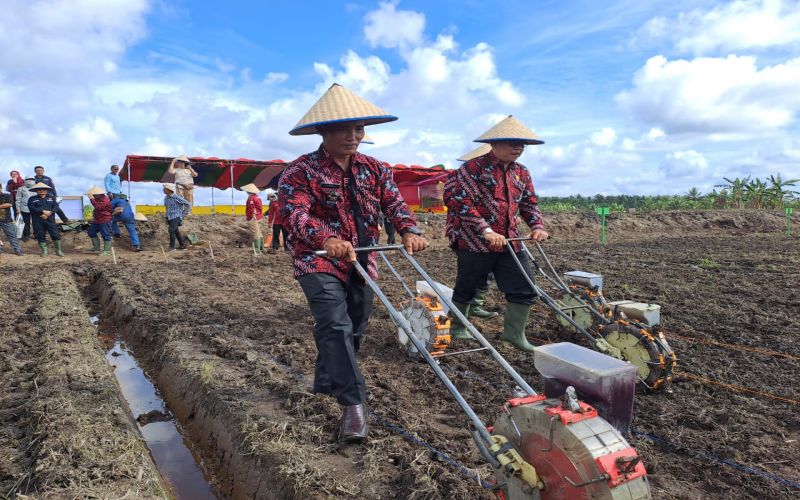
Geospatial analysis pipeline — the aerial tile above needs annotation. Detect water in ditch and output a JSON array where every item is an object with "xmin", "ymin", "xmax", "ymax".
[{"xmin": 91, "ymin": 315, "xmax": 221, "ymax": 499}]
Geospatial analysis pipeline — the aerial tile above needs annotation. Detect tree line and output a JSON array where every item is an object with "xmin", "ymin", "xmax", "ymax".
[{"xmin": 538, "ymin": 174, "xmax": 799, "ymax": 212}]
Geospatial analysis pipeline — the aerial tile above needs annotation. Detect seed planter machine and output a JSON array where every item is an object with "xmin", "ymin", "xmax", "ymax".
[
  {"xmin": 503, "ymin": 238, "xmax": 678, "ymax": 391},
  {"xmin": 317, "ymin": 244, "xmax": 651, "ymax": 499}
]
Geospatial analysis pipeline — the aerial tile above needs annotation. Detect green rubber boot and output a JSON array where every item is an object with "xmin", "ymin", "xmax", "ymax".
[
  {"xmin": 499, "ymin": 303, "xmax": 535, "ymax": 352},
  {"xmin": 257, "ymin": 238, "xmax": 264, "ymax": 252},
  {"xmin": 89, "ymin": 237, "xmax": 101, "ymax": 253},
  {"xmin": 101, "ymin": 240, "xmax": 112, "ymax": 256},
  {"xmin": 39, "ymin": 242, "xmax": 49, "ymax": 257},
  {"xmin": 54, "ymin": 240, "xmax": 64, "ymax": 257},
  {"xmin": 470, "ymin": 288, "xmax": 499, "ymax": 319},
  {"xmin": 448, "ymin": 301, "xmax": 474, "ymax": 340}
]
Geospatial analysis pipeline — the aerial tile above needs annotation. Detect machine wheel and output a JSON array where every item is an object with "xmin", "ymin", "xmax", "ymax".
[
  {"xmin": 598, "ymin": 321, "xmax": 672, "ymax": 390},
  {"xmin": 397, "ymin": 298, "xmax": 451, "ymax": 359},
  {"xmin": 553, "ymin": 287, "xmax": 604, "ymax": 334},
  {"xmin": 492, "ymin": 399, "xmax": 650, "ymax": 499}
]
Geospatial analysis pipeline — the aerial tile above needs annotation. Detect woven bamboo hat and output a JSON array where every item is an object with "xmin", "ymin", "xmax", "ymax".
[
  {"xmin": 241, "ymin": 183, "xmax": 260, "ymax": 194},
  {"xmin": 474, "ymin": 115, "xmax": 544, "ymax": 145},
  {"xmin": 458, "ymin": 144, "xmax": 492, "ymax": 162},
  {"xmin": 173, "ymin": 155, "xmax": 192, "ymax": 164},
  {"xmin": 361, "ymin": 133, "xmax": 375, "ymax": 144},
  {"xmin": 289, "ymin": 83, "xmax": 397, "ymax": 136},
  {"xmin": 163, "ymin": 183, "xmax": 176, "ymax": 193},
  {"xmin": 134, "ymin": 212, "xmax": 148, "ymax": 222},
  {"xmin": 31, "ymin": 182, "xmax": 51, "ymax": 191},
  {"xmin": 86, "ymin": 186, "xmax": 105, "ymax": 196}
]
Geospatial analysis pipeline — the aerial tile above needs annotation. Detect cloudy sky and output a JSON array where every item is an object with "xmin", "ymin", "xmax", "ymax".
[{"xmin": 1, "ymin": 0, "xmax": 799, "ymax": 205}]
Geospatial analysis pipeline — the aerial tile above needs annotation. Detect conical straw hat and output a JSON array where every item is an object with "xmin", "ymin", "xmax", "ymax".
[
  {"xmin": 289, "ymin": 83, "xmax": 397, "ymax": 136},
  {"xmin": 86, "ymin": 186, "xmax": 106, "ymax": 196},
  {"xmin": 458, "ymin": 144, "xmax": 492, "ymax": 162},
  {"xmin": 174, "ymin": 155, "xmax": 192, "ymax": 163},
  {"xmin": 361, "ymin": 133, "xmax": 375, "ymax": 144},
  {"xmin": 134, "ymin": 212, "xmax": 148, "ymax": 222},
  {"xmin": 31, "ymin": 182, "xmax": 52, "ymax": 190},
  {"xmin": 241, "ymin": 183, "xmax": 260, "ymax": 194},
  {"xmin": 163, "ymin": 183, "xmax": 176, "ymax": 192},
  {"xmin": 474, "ymin": 115, "xmax": 544, "ymax": 145}
]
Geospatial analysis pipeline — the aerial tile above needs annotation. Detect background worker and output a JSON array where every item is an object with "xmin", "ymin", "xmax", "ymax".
[
  {"xmin": 280, "ymin": 83, "xmax": 427, "ymax": 443},
  {"xmin": 167, "ymin": 155, "xmax": 198, "ymax": 211},
  {"xmin": 163, "ymin": 183, "xmax": 190, "ymax": 250},
  {"xmin": 32, "ymin": 166, "xmax": 69, "ymax": 223},
  {"xmin": 15, "ymin": 178, "xmax": 35, "ymax": 241},
  {"xmin": 28, "ymin": 182, "xmax": 64, "ymax": 256},
  {"xmin": 7, "ymin": 171, "xmax": 25, "ymax": 218},
  {"xmin": 444, "ymin": 115, "xmax": 548, "ymax": 352},
  {"xmin": 267, "ymin": 192, "xmax": 287, "ymax": 252},
  {"xmin": 243, "ymin": 183, "xmax": 264, "ymax": 253},
  {"xmin": 110, "ymin": 193, "xmax": 142, "ymax": 251},
  {"xmin": 105, "ymin": 164, "xmax": 123, "ymax": 197},
  {"xmin": 0, "ymin": 183, "xmax": 23, "ymax": 256},
  {"xmin": 86, "ymin": 186, "xmax": 113, "ymax": 256}
]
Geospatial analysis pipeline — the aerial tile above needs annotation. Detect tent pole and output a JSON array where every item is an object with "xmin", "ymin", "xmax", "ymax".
[
  {"xmin": 211, "ymin": 186, "xmax": 215, "ymax": 215},
  {"xmin": 417, "ymin": 186, "xmax": 421, "ymax": 211},
  {"xmin": 230, "ymin": 164, "xmax": 235, "ymax": 216},
  {"xmin": 127, "ymin": 163, "xmax": 132, "ymax": 200}
]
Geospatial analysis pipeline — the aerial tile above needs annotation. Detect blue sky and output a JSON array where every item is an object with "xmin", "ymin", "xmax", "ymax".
[{"xmin": 1, "ymin": 0, "xmax": 799, "ymax": 205}]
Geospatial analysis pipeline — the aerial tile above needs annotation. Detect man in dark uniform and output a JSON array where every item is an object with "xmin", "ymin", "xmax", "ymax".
[
  {"xmin": 279, "ymin": 83, "xmax": 427, "ymax": 443},
  {"xmin": 33, "ymin": 165, "xmax": 69, "ymax": 223},
  {"xmin": 444, "ymin": 116, "xmax": 549, "ymax": 352},
  {"xmin": 28, "ymin": 182, "xmax": 65, "ymax": 256}
]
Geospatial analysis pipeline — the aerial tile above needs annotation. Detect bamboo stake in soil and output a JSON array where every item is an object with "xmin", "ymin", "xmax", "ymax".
[
  {"xmin": 111, "ymin": 247, "xmax": 117, "ymax": 265},
  {"xmin": 160, "ymin": 244, "xmax": 168, "ymax": 262},
  {"xmin": 208, "ymin": 241, "xmax": 215, "ymax": 261}
]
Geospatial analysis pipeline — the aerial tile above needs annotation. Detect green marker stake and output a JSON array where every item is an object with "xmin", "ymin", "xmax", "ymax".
[
  {"xmin": 787, "ymin": 207, "xmax": 794, "ymax": 237},
  {"xmin": 596, "ymin": 206, "xmax": 609, "ymax": 245}
]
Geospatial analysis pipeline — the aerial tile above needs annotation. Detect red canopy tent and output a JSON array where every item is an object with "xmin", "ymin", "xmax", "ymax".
[{"xmin": 121, "ymin": 155, "xmax": 449, "ymax": 212}]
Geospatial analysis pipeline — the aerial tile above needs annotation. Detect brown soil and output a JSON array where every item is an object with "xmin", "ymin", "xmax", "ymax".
[{"xmin": 1, "ymin": 210, "xmax": 798, "ymax": 499}]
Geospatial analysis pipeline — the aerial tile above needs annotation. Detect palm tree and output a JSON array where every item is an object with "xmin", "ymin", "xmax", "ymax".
[
  {"xmin": 685, "ymin": 187, "xmax": 703, "ymax": 202},
  {"xmin": 717, "ymin": 176, "xmax": 750, "ymax": 209},
  {"xmin": 767, "ymin": 174, "xmax": 799, "ymax": 209},
  {"xmin": 745, "ymin": 178, "xmax": 768, "ymax": 209}
]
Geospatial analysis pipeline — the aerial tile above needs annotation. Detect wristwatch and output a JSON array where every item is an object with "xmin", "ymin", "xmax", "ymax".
[
  {"xmin": 482, "ymin": 227, "xmax": 495, "ymax": 235},
  {"xmin": 401, "ymin": 226, "xmax": 423, "ymax": 236}
]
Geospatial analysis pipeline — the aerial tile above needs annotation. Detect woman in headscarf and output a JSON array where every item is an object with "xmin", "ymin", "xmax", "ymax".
[{"xmin": 6, "ymin": 171, "xmax": 24, "ymax": 218}]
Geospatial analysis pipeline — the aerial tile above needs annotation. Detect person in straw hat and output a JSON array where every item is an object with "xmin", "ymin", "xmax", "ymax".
[
  {"xmin": 167, "ymin": 155, "xmax": 198, "ymax": 211},
  {"xmin": 86, "ymin": 186, "xmax": 114, "ymax": 256},
  {"xmin": 444, "ymin": 115, "xmax": 549, "ymax": 352},
  {"xmin": 279, "ymin": 83, "xmax": 428, "ymax": 443},
  {"xmin": 110, "ymin": 193, "xmax": 142, "ymax": 251},
  {"xmin": 242, "ymin": 183, "xmax": 265, "ymax": 253},
  {"xmin": 27, "ymin": 182, "xmax": 65, "ymax": 256},
  {"xmin": 163, "ymin": 183, "xmax": 190, "ymax": 250}
]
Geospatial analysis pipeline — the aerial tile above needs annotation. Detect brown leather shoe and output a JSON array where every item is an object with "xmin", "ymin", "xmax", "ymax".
[{"xmin": 338, "ymin": 403, "xmax": 368, "ymax": 443}]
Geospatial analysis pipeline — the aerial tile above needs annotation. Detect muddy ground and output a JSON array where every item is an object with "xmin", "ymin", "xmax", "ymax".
[{"xmin": 0, "ymin": 209, "xmax": 798, "ymax": 499}]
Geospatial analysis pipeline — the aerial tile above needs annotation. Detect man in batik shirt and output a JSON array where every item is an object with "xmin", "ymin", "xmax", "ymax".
[
  {"xmin": 444, "ymin": 116, "xmax": 549, "ymax": 352},
  {"xmin": 279, "ymin": 84, "xmax": 427, "ymax": 443}
]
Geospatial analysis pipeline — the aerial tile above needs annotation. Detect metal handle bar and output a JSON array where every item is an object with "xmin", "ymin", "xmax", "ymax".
[
  {"xmin": 350, "ymin": 259, "xmax": 495, "ymax": 444},
  {"xmin": 505, "ymin": 242, "xmax": 600, "ymax": 345},
  {"xmin": 314, "ymin": 243, "xmax": 404, "ymax": 256},
  {"xmin": 397, "ymin": 247, "xmax": 536, "ymax": 396}
]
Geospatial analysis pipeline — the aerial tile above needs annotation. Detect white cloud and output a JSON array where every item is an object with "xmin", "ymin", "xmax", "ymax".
[
  {"xmin": 616, "ymin": 54, "xmax": 800, "ymax": 136},
  {"xmin": 661, "ymin": 149, "xmax": 708, "ymax": 177},
  {"xmin": 314, "ymin": 50, "xmax": 391, "ymax": 95},
  {"xmin": 263, "ymin": 72, "xmax": 289, "ymax": 85},
  {"xmin": 590, "ymin": 127, "xmax": 617, "ymax": 146},
  {"xmin": 364, "ymin": 1, "xmax": 425, "ymax": 49},
  {"xmin": 639, "ymin": 0, "xmax": 800, "ymax": 55}
]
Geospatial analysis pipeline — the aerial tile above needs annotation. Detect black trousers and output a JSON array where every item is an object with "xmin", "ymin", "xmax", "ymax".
[
  {"xmin": 383, "ymin": 220, "xmax": 396, "ymax": 244},
  {"xmin": 298, "ymin": 272, "xmax": 373, "ymax": 406},
  {"xmin": 453, "ymin": 250, "xmax": 536, "ymax": 305},
  {"xmin": 21, "ymin": 212, "xmax": 31, "ymax": 239},
  {"xmin": 32, "ymin": 216, "xmax": 60, "ymax": 243},
  {"xmin": 271, "ymin": 224, "xmax": 288, "ymax": 249},
  {"xmin": 168, "ymin": 217, "xmax": 186, "ymax": 248}
]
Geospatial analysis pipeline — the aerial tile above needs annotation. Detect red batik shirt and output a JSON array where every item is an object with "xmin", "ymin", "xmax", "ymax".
[
  {"xmin": 91, "ymin": 195, "xmax": 113, "ymax": 224},
  {"xmin": 246, "ymin": 194, "xmax": 263, "ymax": 221},
  {"xmin": 444, "ymin": 151, "xmax": 544, "ymax": 253},
  {"xmin": 279, "ymin": 145, "xmax": 418, "ymax": 281}
]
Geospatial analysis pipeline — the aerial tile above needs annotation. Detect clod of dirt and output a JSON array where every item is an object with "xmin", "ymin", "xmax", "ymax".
[
  {"xmin": 136, "ymin": 409, "xmax": 172, "ymax": 426},
  {"xmin": 111, "ymin": 351, "xmax": 122, "ymax": 357}
]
